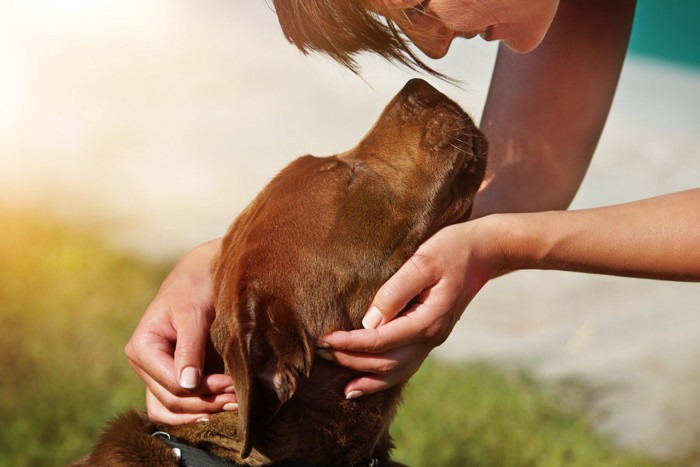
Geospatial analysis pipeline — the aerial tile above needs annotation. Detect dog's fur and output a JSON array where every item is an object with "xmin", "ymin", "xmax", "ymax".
[{"xmin": 72, "ymin": 78, "xmax": 487, "ymax": 466}]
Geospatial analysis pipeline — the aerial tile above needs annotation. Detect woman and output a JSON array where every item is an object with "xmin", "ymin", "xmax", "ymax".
[{"xmin": 125, "ymin": 0, "xmax": 700, "ymax": 424}]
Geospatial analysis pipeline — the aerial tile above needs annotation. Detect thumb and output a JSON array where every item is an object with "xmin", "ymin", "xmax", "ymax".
[
  {"xmin": 362, "ymin": 255, "xmax": 439, "ymax": 330},
  {"xmin": 173, "ymin": 317, "xmax": 210, "ymax": 390}
]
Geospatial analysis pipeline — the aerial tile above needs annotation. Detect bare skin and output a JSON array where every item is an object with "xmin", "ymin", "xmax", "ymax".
[
  {"xmin": 125, "ymin": 239, "xmax": 236, "ymax": 424},
  {"xmin": 321, "ymin": 190, "xmax": 700, "ymax": 397},
  {"xmin": 378, "ymin": 0, "xmax": 560, "ymax": 56},
  {"xmin": 125, "ymin": 0, "xmax": 699, "ymax": 422}
]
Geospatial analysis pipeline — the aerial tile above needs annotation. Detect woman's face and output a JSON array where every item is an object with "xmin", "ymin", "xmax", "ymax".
[{"xmin": 379, "ymin": 0, "xmax": 560, "ymax": 57}]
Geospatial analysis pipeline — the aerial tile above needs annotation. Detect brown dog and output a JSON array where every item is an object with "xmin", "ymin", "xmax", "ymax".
[{"xmin": 72, "ymin": 78, "xmax": 487, "ymax": 466}]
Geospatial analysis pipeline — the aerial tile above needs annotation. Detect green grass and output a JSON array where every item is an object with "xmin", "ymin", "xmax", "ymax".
[
  {"xmin": 0, "ymin": 209, "xmax": 166, "ymax": 466},
  {"xmin": 391, "ymin": 362, "xmax": 662, "ymax": 466},
  {"xmin": 0, "ymin": 207, "xmax": 692, "ymax": 466}
]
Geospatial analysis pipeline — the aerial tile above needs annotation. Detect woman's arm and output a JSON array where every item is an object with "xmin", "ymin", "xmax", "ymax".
[
  {"xmin": 319, "ymin": 0, "xmax": 640, "ymax": 397},
  {"xmin": 475, "ymin": 0, "xmax": 636, "ymax": 216},
  {"xmin": 500, "ymin": 189, "xmax": 700, "ymax": 281},
  {"xmin": 125, "ymin": 238, "xmax": 237, "ymax": 424},
  {"xmin": 320, "ymin": 189, "xmax": 700, "ymax": 398}
]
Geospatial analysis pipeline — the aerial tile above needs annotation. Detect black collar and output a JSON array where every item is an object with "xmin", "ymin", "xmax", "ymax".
[
  {"xmin": 152, "ymin": 431, "xmax": 380, "ymax": 467},
  {"xmin": 153, "ymin": 431, "xmax": 237, "ymax": 467}
]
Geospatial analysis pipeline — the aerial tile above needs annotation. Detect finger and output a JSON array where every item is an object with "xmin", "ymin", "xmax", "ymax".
[
  {"xmin": 343, "ymin": 354, "xmax": 427, "ymax": 399},
  {"xmin": 173, "ymin": 327, "xmax": 206, "ymax": 389},
  {"xmin": 146, "ymin": 388, "xmax": 209, "ymax": 425},
  {"xmin": 126, "ymin": 337, "xmax": 185, "ymax": 397},
  {"xmin": 148, "ymin": 384, "xmax": 237, "ymax": 417},
  {"xmin": 362, "ymin": 254, "xmax": 439, "ymax": 329},
  {"xmin": 319, "ymin": 328, "xmax": 385, "ymax": 354},
  {"xmin": 200, "ymin": 373, "xmax": 236, "ymax": 395},
  {"xmin": 145, "ymin": 383, "xmax": 238, "ymax": 424},
  {"xmin": 135, "ymin": 360, "xmax": 236, "ymax": 400},
  {"xmin": 145, "ymin": 388, "xmax": 237, "ymax": 425},
  {"xmin": 174, "ymin": 372, "xmax": 236, "ymax": 396},
  {"xmin": 173, "ymin": 309, "xmax": 213, "ymax": 390},
  {"xmin": 317, "ymin": 342, "xmax": 428, "ymax": 376},
  {"xmin": 319, "ymin": 305, "xmax": 437, "ymax": 354}
]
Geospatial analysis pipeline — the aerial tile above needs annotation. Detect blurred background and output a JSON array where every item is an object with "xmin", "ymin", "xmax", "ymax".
[{"xmin": 0, "ymin": 0, "xmax": 698, "ymax": 465}]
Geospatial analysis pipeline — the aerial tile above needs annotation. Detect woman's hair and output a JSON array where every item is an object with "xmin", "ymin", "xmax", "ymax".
[{"xmin": 271, "ymin": 0, "xmax": 445, "ymax": 78}]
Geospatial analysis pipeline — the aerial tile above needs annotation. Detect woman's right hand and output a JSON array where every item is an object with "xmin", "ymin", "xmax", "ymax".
[{"xmin": 124, "ymin": 239, "xmax": 238, "ymax": 425}]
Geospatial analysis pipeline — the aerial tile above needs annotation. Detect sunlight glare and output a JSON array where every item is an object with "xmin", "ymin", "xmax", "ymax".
[
  {"xmin": 0, "ymin": 47, "xmax": 24, "ymax": 135},
  {"xmin": 24, "ymin": 0, "xmax": 125, "ymax": 23},
  {"xmin": 12, "ymin": 0, "xmax": 174, "ymax": 37}
]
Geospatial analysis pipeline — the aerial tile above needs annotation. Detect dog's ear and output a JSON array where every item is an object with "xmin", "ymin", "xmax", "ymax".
[{"xmin": 224, "ymin": 295, "xmax": 313, "ymax": 459}]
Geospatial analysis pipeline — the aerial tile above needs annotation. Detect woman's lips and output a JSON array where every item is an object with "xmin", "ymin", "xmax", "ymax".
[
  {"xmin": 479, "ymin": 25, "xmax": 496, "ymax": 41},
  {"xmin": 457, "ymin": 25, "xmax": 496, "ymax": 42}
]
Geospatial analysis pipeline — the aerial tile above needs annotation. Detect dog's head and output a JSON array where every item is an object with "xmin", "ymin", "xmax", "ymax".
[{"xmin": 211, "ymin": 78, "xmax": 487, "ymax": 458}]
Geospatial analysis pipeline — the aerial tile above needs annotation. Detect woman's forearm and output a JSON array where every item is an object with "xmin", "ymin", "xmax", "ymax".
[
  {"xmin": 474, "ymin": 0, "xmax": 635, "ymax": 218},
  {"xmin": 494, "ymin": 188, "xmax": 700, "ymax": 281}
]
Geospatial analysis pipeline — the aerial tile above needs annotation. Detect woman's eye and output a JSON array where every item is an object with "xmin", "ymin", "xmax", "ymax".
[{"xmin": 406, "ymin": 0, "xmax": 429, "ymax": 16}]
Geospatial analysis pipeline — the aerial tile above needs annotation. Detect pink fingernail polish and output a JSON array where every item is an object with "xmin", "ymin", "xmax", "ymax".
[
  {"xmin": 179, "ymin": 366, "xmax": 200, "ymax": 389},
  {"xmin": 346, "ymin": 390, "xmax": 364, "ymax": 400},
  {"xmin": 223, "ymin": 403, "xmax": 238, "ymax": 411},
  {"xmin": 362, "ymin": 306, "xmax": 383, "ymax": 329}
]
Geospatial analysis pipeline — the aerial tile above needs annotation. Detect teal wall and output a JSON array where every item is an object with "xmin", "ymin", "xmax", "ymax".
[{"xmin": 629, "ymin": 0, "xmax": 700, "ymax": 69}]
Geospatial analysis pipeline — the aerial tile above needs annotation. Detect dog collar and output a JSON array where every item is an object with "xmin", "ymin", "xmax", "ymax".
[
  {"xmin": 153, "ymin": 431, "xmax": 237, "ymax": 466},
  {"xmin": 152, "ymin": 431, "xmax": 380, "ymax": 467}
]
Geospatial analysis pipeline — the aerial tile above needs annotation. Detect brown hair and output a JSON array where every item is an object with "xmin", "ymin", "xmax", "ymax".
[{"xmin": 271, "ymin": 0, "xmax": 447, "ymax": 78}]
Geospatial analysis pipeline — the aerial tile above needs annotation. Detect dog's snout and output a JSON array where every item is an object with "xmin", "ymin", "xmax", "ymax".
[
  {"xmin": 402, "ymin": 78, "xmax": 437, "ymax": 96},
  {"xmin": 402, "ymin": 78, "xmax": 444, "ymax": 108}
]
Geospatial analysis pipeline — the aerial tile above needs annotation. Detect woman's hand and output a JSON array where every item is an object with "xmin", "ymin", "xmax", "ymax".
[
  {"xmin": 317, "ymin": 218, "xmax": 506, "ymax": 398},
  {"xmin": 318, "ymin": 189, "xmax": 700, "ymax": 399},
  {"xmin": 124, "ymin": 239, "xmax": 237, "ymax": 424}
]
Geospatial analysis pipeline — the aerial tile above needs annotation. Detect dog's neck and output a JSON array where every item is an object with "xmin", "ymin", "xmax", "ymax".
[
  {"xmin": 248, "ymin": 361, "xmax": 401, "ymax": 464},
  {"xmin": 165, "ymin": 361, "xmax": 401, "ymax": 465}
]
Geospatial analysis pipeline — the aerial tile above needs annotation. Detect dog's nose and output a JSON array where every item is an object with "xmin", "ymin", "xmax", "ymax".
[{"xmin": 402, "ymin": 78, "xmax": 445, "ymax": 108}]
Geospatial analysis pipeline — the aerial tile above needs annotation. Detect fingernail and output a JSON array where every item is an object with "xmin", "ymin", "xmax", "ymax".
[
  {"xmin": 317, "ymin": 340, "xmax": 331, "ymax": 349},
  {"xmin": 223, "ymin": 403, "xmax": 238, "ymax": 411},
  {"xmin": 316, "ymin": 349, "xmax": 333, "ymax": 361},
  {"xmin": 179, "ymin": 366, "xmax": 200, "ymax": 389},
  {"xmin": 224, "ymin": 386, "xmax": 236, "ymax": 393},
  {"xmin": 346, "ymin": 390, "xmax": 364, "ymax": 400},
  {"xmin": 362, "ymin": 306, "xmax": 383, "ymax": 329},
  {"xmin": 196, "ymin": 417, "xmax": 210, "ymax": 423}
]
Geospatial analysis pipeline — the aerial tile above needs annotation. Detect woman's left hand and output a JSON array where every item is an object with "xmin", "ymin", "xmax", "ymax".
[{"xmin": 317, "ymin": 218, "xmax": 506, "ymax": 398}]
